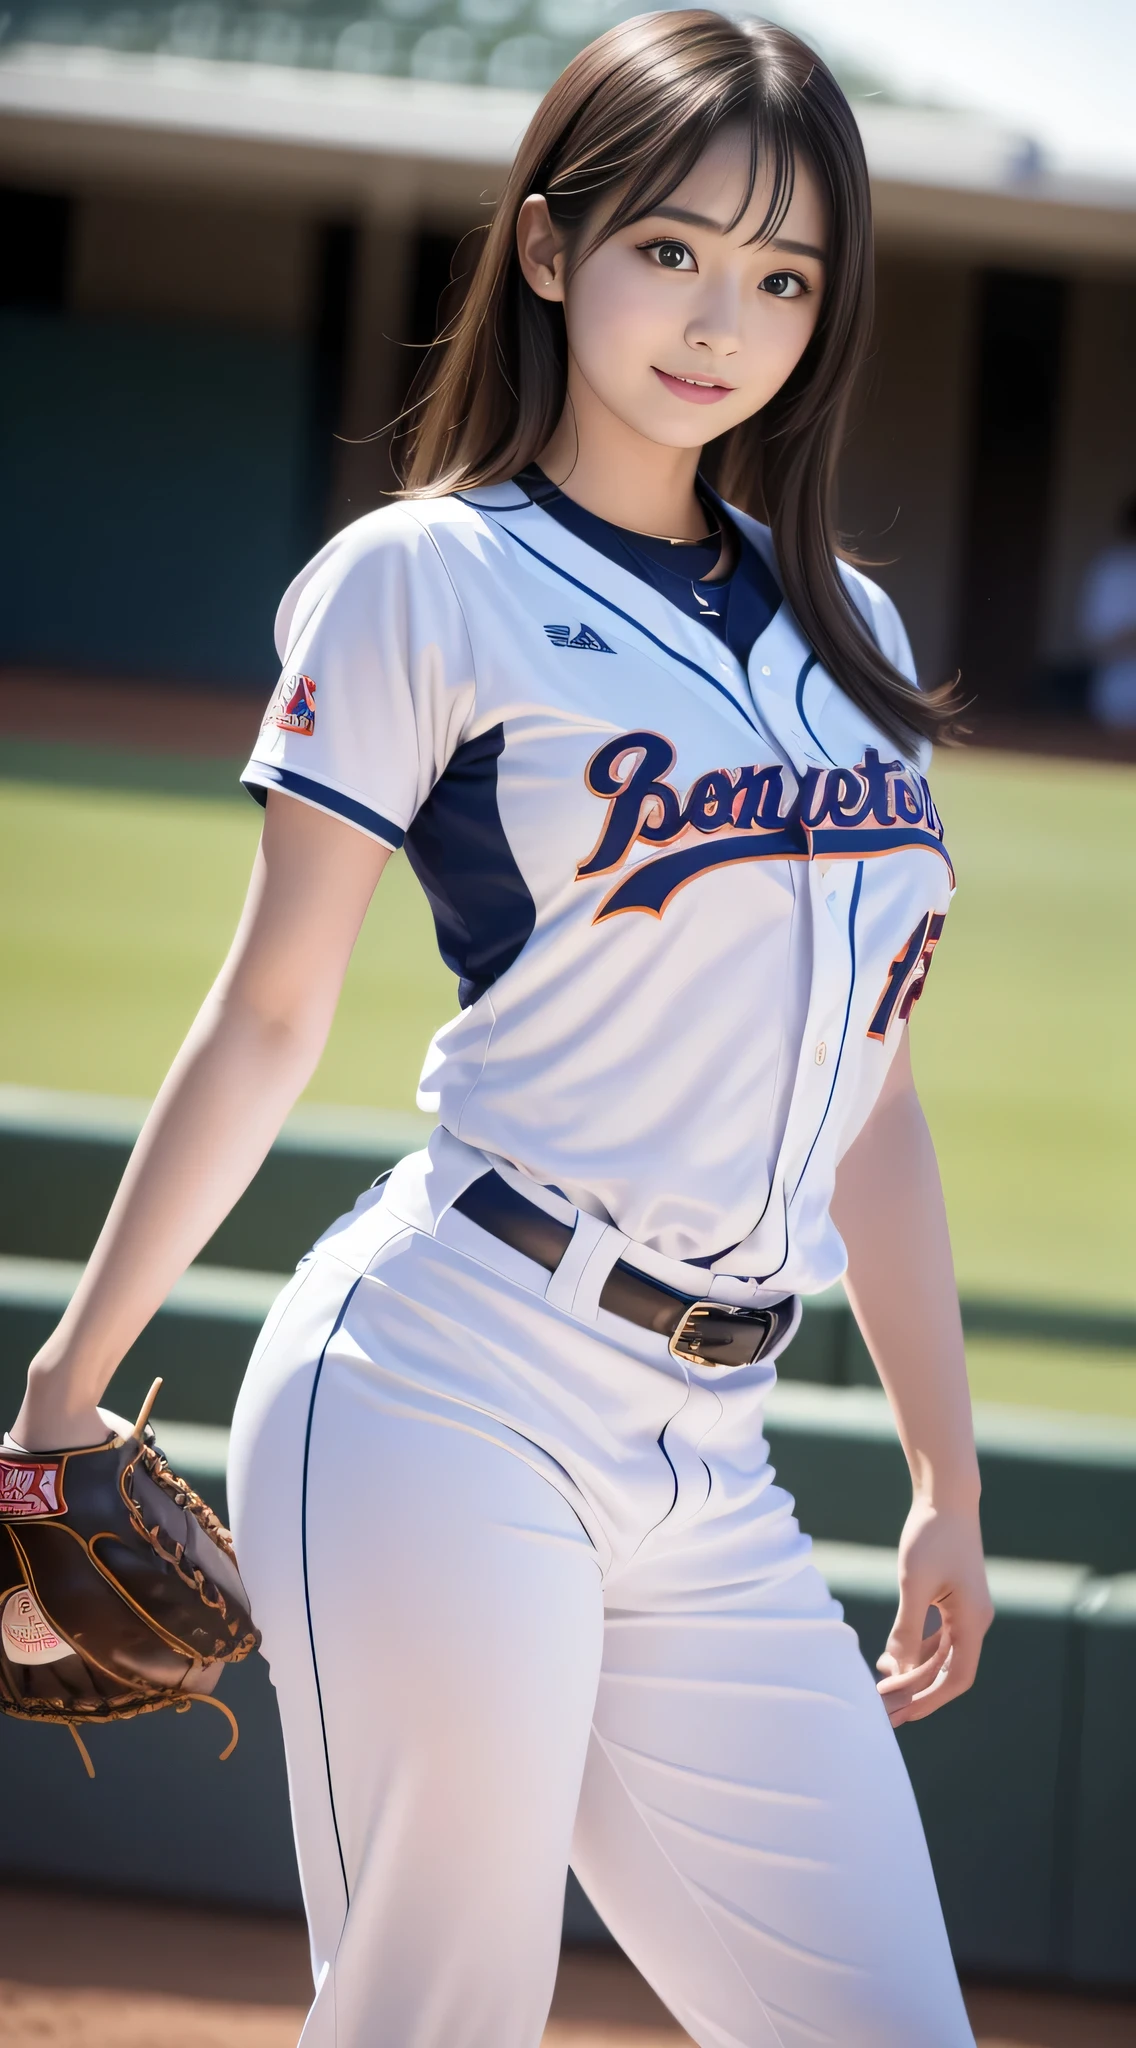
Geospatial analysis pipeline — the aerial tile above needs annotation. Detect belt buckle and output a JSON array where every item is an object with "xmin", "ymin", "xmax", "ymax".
[{"xmin": 668, "ymin": 1300, "xmax": 776, "ymax": 1370}]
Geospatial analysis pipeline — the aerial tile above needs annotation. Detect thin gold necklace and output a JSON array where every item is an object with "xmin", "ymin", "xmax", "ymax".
[{"xmin": 633, "ymin": 520, "xmax": 721, "ymax": 546}]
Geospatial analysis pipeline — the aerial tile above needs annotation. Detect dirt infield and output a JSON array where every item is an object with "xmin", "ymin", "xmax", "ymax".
[
  {"xmin": 0, "ymin": 1887, "xmax": 1132, "ymax": 2046},
  {"xmin": 6, "ymin": 668, "xmax": 1136, "ymax": 768},
  {"xmin": 1, "ymin": 671, "xmax": 263, "ymax": 760}
]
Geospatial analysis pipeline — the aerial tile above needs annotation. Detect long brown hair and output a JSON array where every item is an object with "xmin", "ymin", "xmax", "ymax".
[{"xmin": 398, "ymin": 9, "xmax": 956, "ymax": 750}]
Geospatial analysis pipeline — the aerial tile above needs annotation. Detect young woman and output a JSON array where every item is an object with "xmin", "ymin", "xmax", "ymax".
[{"xmin": 13, "ymin": 14, "xmax": 991, "ymax": 2045}]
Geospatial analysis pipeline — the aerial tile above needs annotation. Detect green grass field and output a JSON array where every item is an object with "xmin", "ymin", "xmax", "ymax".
[
  {"xmin": 4, "ymin": 738, "xmax": 1136, "ymax": 1413},
  {"xmin": 2, "ymin": 750, "xmax": 453, "ymax": 1116}
]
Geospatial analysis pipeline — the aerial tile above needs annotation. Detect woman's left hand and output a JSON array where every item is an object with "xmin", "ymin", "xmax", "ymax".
[{"xmin": 875, "ymin": 1496, "xmax": 994, "ymax": 1728}]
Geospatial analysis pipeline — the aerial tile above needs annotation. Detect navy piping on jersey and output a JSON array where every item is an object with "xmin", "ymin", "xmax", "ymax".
[
  {"xmin": 791, "ymin": 861, "xmax": 865, "ymax": 1208},
  {"xmin": 514, "ymin": 465, "xmax": 783, "ymax": 675},
  {"xmin": 521, "ymin": 465, "xmax": 720, "ymax": 580},
  {"xmin": 794, "ymin": 653, "xmax": 838, "ymax": 765},
  {"xmin": 750, "ymin": 861, "xmax": 864, "ymax": 1287},
  {"xmin": 403, "ymin": 722, "xmax": 537, "ymax": 1009},
  {"xmin": 462, "ymin": 498, "xmax": 765, "ymax": 739},
  {"xmin": 691, "ymin": 476, "xmax": 787, "ymax": 663},
  {"xmin": 243, "ymin": 763, "xmax": 405, "ymax": 850}
]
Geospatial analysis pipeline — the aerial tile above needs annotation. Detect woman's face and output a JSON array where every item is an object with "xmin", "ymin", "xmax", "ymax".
[{"xmin": 542, "ymin": 132, "xmax": 827, "ymax": 451}]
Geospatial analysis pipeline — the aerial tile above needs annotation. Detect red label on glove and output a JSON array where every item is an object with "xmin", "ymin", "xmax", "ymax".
[{"xmin": 0, "ymin": 1458, "xmax": 66, "ymax": 1517}]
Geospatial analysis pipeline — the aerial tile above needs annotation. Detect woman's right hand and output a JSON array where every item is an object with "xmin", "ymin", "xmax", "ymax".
[{"xmin": 8, "ymin": 1361, "xmax": 110, "ymax": 1454}]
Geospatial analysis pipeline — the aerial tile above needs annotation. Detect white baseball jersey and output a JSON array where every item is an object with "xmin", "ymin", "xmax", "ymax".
[{"xmin": 242, "ymin": 483, "xmax": 952, "ymax": 1295}]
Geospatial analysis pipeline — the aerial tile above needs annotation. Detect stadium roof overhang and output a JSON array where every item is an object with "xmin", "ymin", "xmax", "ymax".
[{"xmin": 2, "ymin": 44, "xmax": 1135, "ymax": 268}]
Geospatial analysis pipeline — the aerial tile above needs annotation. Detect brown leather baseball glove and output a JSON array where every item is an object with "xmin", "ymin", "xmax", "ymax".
[{"xmin": 0, "ymin": 1380, "xmax": 259, "ymax": 1776}]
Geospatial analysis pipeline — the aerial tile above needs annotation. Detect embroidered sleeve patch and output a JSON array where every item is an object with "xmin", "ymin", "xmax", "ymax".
[
  {"xmin": 263, "ymin": 672, "xmax": 317, "ymax": 737},
  {"xmin": 0, "ymin": 1457, "xmax": 65, "ymax": 1518}
]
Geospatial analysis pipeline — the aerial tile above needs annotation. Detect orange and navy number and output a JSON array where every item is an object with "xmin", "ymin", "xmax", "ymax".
[{"xmin": 867, "ymin": 912, "xmax": 946, "ymax": 1042}]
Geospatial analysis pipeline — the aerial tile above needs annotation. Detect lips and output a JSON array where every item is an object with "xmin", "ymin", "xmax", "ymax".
[{"xmin": 653, "ymin": 367, "xmax": 735, "ymax": 405}]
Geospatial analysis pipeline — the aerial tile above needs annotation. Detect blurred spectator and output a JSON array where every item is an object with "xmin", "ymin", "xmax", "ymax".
[{"xmin": 1081, "ymin": 494, "xmax": 1136, "ymax": 727}]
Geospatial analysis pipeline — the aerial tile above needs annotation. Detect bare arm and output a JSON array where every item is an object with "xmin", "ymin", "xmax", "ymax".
[
  {"xmin": 830, "ymin": 1029, "xmax": 993, "ymax": 1726},
  {"xmin": 13, "ymin": 793, "xmax": 392, "ymax": 1452}
]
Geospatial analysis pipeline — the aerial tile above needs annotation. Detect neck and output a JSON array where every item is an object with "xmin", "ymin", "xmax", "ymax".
[{"xmin": 537, "ymin": 357, "xmax": 709, "ymax": 540}]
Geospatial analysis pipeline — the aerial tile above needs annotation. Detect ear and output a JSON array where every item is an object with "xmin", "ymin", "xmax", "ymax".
[{"xmin": 516, "ymin": 194, "xmax": 566, "ymax": 304}]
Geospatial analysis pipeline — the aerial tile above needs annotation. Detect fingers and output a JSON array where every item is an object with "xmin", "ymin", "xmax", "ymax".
[
  {"xmin": 876, "ymin": 1625, "xmax": 942, "ymax": 1687},
  {"xmin": 874, "ymin": 1505, "xmax": 995, "ymax": 1727},
  {"xmin": 898, "ymin": 1609, "xmax": 987, "ymax": 1724},
  {"xmin": 877, "ymin": 1596, "xmax": 942, "ymax": 1677},
  {"xmin": 877, "ymin": 1607, "xmax": 991, "ymax": 1727},
  {"xmin": 881, "ymin": 1578, "xmax": 939, "ymax": 1676},
  {"xmin": 876, "ymin": 1627, "xmax": 946, "ymax": 1726}
]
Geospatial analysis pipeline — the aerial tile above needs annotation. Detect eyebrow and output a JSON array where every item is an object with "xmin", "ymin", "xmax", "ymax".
[
  {"xmin": 770, "ymin": 236, "xmax": 826, "ymax": 259},
  {"xmin": 645, "ymin": 206, "xmax": 825, "ymax": 261}
]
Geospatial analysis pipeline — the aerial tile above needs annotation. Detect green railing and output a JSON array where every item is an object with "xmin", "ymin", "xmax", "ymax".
[{"xmin": 2, "ymin": 1085, "xmax": 1134, "ymax": 1980}]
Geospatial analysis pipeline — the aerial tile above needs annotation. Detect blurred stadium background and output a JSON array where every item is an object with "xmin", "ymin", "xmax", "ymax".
[{"xmin": 2, "ymin": 0, "xmax": 1135, "ymax": 2039}]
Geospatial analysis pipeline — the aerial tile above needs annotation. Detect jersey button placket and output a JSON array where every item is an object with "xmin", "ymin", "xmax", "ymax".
[{"xmin": 784, "ymin": 864, "xmax": 855, "ymax": 1200}]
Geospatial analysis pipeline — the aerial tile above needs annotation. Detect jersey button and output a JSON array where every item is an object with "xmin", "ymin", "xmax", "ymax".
[{"xmin": 815, "ymin": 1041, "xmax": 827, "ymax": 1066}]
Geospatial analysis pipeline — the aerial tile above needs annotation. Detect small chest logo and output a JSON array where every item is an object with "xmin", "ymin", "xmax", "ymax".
[
  {"xmin": 0, "ymin": 1458, "xmax": 65, "ymax": 1518},
  {"xmin": 544, "ymin": 623, "xmax": 614, "ymax": 653},
  {"xmin": 264, "ymin": 672, "xmax": 317, "ymax": 736}
]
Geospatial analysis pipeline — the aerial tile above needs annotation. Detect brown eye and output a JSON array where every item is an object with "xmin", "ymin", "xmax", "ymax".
[
  {"xmin": 760, "ymin": 271, "xmax": 805, "ymax": 299},
  {"xmin": 641, "ymin": 238, "xmax": 696, "ymax": 272}
]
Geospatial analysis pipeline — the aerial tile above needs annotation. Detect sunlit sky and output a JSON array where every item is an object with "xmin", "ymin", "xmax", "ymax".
[{"xmin": 760, "ymin": 0, "xmax": 1136, "ymax": 177}]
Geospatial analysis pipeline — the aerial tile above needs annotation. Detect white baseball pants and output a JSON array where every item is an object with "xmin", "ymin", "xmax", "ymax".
[{"xmin": 228, "ymin": 1135, "xmax": 974, "ymax": 2048}]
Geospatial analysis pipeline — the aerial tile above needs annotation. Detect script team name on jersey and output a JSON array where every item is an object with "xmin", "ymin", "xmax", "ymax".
[{"xmin": 576, "ymin": 731, "xmax": 952, "ymax": 921}]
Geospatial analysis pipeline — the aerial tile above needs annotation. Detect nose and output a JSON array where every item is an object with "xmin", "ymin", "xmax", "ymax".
[{"xmin": 684, "ymin": 276, "xmax": 742, "ymax": 358}]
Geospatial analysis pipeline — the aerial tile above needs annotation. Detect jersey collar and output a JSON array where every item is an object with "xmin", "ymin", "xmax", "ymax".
[{"xmin": 462, "ymin": 481, "xmax": 792, "ymax": 746}]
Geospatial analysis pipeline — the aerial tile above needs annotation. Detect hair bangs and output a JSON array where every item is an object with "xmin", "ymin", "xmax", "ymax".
[
  {"xmin": 546, "ymin": 56, "xmax": 801, "ymax": 265},
  {"xmin": 397, "ymin": 9, "xmax": 959, "ymax": 749}
]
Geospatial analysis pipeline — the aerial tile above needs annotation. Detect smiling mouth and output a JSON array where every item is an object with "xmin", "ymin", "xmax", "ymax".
[{"xmin": 653, "ymin": 367, "xmax": 735, "ymax": 403}]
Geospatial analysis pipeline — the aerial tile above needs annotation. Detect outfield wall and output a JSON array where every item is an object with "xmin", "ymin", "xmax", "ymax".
[
  {"xmin": 3, "ymin": 1089, "xmax": 1135, "ymax": 1983},
  {"xmin": 1, "ymin": 1418, "xmax": 1132, "ymax": 1985}
]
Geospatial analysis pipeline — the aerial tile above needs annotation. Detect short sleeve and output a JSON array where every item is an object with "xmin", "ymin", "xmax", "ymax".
[
  {"xmin": 836, "ymin": 563, "xmax": 929, "ymax": 767},
  {"xmin": 838, "ymin": 564, "xmax": 917, "ymax": 688},
  {"xmin": 242, "ymin": 505, "xmax": 477, "ymax": 849}
]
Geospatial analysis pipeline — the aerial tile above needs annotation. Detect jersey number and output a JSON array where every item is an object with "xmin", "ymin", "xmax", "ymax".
[{"xmin": 867, "ymin": 912, "xmax": 946, "ymax": 1042}]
